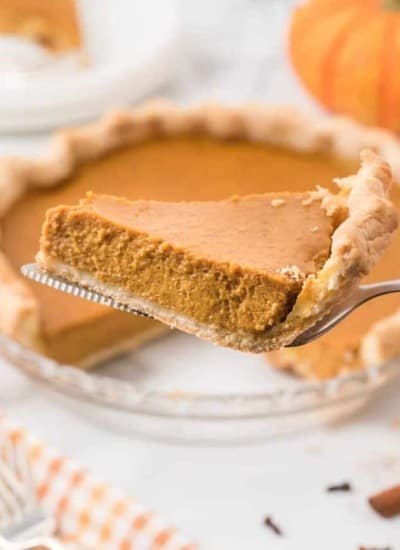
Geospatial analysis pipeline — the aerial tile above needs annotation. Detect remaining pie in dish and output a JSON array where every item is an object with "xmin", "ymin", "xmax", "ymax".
[
  {"xmin": 0, "ymin": 103, "xmax": 399, "ymax": 372},
  {"xmin": 36, "ymin": 155, "xmax": 397, "ymax": 353},
  {"xmin": 0, "ymin": 0, "xmax": 82, "ymax": 53}
]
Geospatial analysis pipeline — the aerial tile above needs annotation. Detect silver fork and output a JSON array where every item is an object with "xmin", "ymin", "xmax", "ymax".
[
  {"xmin": 21, "ymin": 263, "xmax": 400, "ymax": 347},
  {"xmin": 0, "ymin": 433, "xmax": 64, "ymax": 550}
]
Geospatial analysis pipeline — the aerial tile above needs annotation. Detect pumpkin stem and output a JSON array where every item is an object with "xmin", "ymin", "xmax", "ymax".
[{"xmin": 383, "ymin": 0, "xmax": 400, "ymax": 10}]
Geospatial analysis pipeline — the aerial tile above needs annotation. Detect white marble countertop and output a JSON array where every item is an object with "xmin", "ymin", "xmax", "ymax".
[{"xmin": 1, "ymin": 2, "xmax": 400, "ymax": 549}]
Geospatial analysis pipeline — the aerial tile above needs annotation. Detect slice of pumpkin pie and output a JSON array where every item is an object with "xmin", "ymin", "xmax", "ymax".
[{"xmin": 36, "ymin": 151, "xmax": 398, "ymax": 352}]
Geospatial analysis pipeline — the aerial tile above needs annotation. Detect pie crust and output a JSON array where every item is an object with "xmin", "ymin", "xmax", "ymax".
[
  {"xmin": 36, "ymin": 157, "xmax": 397, "ymax": 353},
  {"xmin": 0, "ymin": 102, "xmax": 399, "ymax": 365}
]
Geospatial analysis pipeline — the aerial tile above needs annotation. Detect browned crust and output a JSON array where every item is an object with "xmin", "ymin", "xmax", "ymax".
[
  {"xmin": 263, "ymin": 151, "xmax": 398, "ymax": 349},
  {"xmin": 1, "ymin": 101, "xmax": 399, "ymax": 359}
]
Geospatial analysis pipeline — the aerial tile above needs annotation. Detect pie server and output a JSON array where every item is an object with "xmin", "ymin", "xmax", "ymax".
[{"xmin": 21, "ymin": 263, "xmax": 400, "ymax": 348}]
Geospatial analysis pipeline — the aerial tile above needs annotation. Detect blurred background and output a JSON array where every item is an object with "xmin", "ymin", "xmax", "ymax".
[
  {"xmin": 1, "ymin": 1, "xmax": 400, "ymax": 550},
  {"xmin": 169, "ymin": 0, "xmax": 304, "ymax": 104},
  {"xmin": 2, "ymin": 0, "xmax": 399, "ymax": 131},
  {"xmin": 0, "ymin": 0, "xmax": 313, "ymax": 132}
]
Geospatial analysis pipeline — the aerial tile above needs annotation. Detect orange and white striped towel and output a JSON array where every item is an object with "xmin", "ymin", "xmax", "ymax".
[{"xmin": 0, "ymin": 417, "xmax": 197, "ymax": 550}]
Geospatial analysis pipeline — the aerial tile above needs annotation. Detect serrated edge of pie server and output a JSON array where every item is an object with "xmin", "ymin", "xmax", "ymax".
[{"xmin": 21, "ymin": 263, "xmax": 150, "ymax": 318}]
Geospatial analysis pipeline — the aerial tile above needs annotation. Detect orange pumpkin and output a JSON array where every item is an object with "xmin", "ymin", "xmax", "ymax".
[{"xmin": 289, "ymin": 0, "xmax": 400, "ymax": 132}]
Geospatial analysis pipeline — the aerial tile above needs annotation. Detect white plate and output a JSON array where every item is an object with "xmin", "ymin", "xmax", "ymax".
[{"xmin": 0, "ymin": 0, "xmax": 180, "ymax": 132}]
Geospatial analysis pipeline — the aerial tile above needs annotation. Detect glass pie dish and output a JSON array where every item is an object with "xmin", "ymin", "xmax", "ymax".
[{"xmin": 1, "ymin": 331, "xmax": 398, "ymax": 443}]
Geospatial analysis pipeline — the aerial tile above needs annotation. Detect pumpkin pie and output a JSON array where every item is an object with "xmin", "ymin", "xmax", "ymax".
[
  {"xmin": 36, "ymin": 155, "xmax": 397, "ymax": 353},
  {"xmin": 0, "ymin": 0, "xmax": 82, "ymax": 53},
  {"xmin": 0, "ymin": 103, "xmax": 399, "ymax": 371}
]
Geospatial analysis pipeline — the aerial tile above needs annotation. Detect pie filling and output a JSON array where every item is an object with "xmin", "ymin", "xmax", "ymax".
[
  {"xmin": 37, "ymin": 191, "xmax": 338, "ymax": 338},
  {"xmin": 2, "ymin": 136, "xmax": 398, "ymax": 371}
]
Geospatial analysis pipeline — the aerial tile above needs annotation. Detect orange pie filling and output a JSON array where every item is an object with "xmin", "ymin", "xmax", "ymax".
[
  {"xmin": 37, "ymin": 191, "xmax": 338, "ymax": 338},
  {"xmin": 2, "ymin": 136, "xmax": 399, "ymax": 373}
]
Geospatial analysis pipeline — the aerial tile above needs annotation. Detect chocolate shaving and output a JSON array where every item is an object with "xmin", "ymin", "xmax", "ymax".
[
  {"xmin": 326, "ymin": 482, "xmax": 352, "ymax": 492},
  {"xmin": 369, "ymin": 484, "xmax": 400, "ymax": 518},
  {"xmin": 263, "ymin": 516, "xmax": 283, "ymax": 536}
]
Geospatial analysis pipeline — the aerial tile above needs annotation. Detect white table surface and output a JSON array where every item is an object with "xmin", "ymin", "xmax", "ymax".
[{"xmin": 1, "ymin": 2, "xmax": 400, "ymax": 549}]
